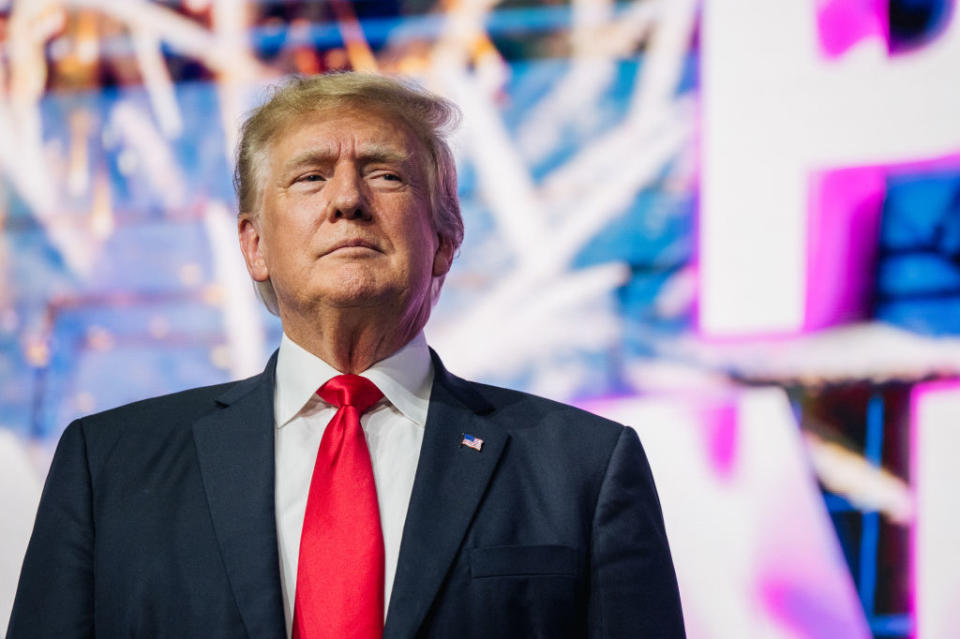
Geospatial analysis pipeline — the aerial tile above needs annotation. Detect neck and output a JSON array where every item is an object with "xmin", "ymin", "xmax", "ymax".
[{"xmin": 280, "ymin": 304, "xmax": 430, "ymax": 374}]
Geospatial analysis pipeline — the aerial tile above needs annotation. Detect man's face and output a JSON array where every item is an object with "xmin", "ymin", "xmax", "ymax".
[{"xmin": 239, "ymin": 106, "xmax": 453, "ymax": 325}]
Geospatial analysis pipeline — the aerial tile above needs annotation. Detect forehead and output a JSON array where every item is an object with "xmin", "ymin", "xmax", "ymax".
[{"xmin": 268, "ymin": 105, "xmax": 424, "ymax": 167}]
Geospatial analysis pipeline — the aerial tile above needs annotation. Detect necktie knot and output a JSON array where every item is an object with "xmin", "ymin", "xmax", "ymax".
[{"xmin": 318, "ymin": 374, "xmax": 383, "ymax": 415}]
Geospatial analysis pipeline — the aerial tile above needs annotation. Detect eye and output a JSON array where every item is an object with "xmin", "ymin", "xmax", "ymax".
[
  {"xmin": 370, "ymin": 171, "xmax": 402, "ymax": 183},
  {"xmin": 290, "ymin": 172, "xmax": 325, "ymax": 186}
]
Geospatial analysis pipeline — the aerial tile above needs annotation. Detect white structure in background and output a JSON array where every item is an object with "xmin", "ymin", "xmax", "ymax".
[
  {"xmin": 911, "ymin": 382, "xmax": 960, "ymax": 639},
  {"xmin": 0, "ymin": 431, "xmax": 43, "ymax": 637},
  {"xmin": 584, "ymin": 387, "xmax": 870, "ymax": 639},
  {"xmin": 204, "ymin": 201, "xmax": 266, "ymax": 378},
  {"xmin": 700, "ymin": 0, "xmax": 960, "ymax": 336}
]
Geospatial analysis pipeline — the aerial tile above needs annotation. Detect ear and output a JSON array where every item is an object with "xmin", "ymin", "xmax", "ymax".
[
  {"xmin": 432, "ymin": 233, "xmax": 455, "ymax": 278},
  {"xmin": 238, "ymin": 213, "xmax": 270, "ymax": 282}
]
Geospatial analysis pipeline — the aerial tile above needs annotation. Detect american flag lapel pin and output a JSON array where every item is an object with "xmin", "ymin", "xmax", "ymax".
[{"xmin": 460, "ymin": 433, "xmax": 483, "ymax": 452}]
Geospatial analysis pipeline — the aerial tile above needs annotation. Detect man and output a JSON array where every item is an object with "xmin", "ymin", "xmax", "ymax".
[{"xmin": 8, "ymin": 73, "xmax": 685, "ymax": 638}]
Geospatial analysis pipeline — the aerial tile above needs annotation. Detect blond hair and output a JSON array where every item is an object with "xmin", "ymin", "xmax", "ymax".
[{"xmin": 234, "ymin": 72, "xmax": 463, "ymax": 315}]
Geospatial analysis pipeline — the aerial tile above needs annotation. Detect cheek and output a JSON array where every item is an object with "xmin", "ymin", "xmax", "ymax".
[
  {"xmin": 406, "ymin": 226, "xmax": 438, "ymax": 269},
  {"xmin": 261, "ymin": 229, "xmax": 306, "ymax": 276},
  {"xmin": 265, "ymin": 203, "xmax": 316, "ymax": 244},
  {"xmin": 403, "ymin": 206, "xmax": 438, "ymax": 253}
]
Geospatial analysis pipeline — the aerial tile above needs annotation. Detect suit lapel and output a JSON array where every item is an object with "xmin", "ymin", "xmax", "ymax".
[
  {"xmin": 384, "ymin": 352, "xmax": 508, "ymax": 639},
  {"xmin": 193, "ymin": 353, "xmax": 286, "ymax": 639}
]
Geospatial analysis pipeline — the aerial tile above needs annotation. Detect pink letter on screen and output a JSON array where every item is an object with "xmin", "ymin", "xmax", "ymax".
[
  {"xmin": 816, "ymin": 0, "xmax": 890, "ymax": 58},
  {"xmin": 700, "ymin": 0, "xmax": 960, "ymax": 338}
]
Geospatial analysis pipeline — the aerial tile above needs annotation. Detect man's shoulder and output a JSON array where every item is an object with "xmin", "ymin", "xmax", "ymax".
[
  {"xmin": 437, "ymin": 375, "xmax": 635, "ymax": 482},
  {"xmin": 67, "ymin": 373, "xmax": 265, "ymax": 454},
  {"xmin": 82, "ymin": 378, "xmax": 246, "ymax": 426},
  {"xmin": 443, "ymin": 373, "xmax": 625, "ymax": 442}
]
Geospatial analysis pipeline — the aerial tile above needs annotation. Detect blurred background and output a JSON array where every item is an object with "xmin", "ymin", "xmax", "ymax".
[{"xmin": 1, "ymin": 0, "xmax": 959, "ymax": 636}]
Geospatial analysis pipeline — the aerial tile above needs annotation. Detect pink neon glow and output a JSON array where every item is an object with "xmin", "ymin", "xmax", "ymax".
[
  {"xmin": 697, "ymin": 145, "xmax": 960, "ymax": 342},
  {"xmin": 878, "ymin": 151, "xmax": 960, "ymax": 175},
  {"xmin": 803, "ymin": 152, "xmax": 960, "ymax": 335},
  {"xmin": 816, "ymin": 0, "xmax": 890, "ymax": 58},
  {"xmin": 803, "ymin": 167, "xmax": 885, "ymax": 331},
  {"xmin": 701, "ymin": 399, "xmax": 738, "ymax": 479},
  {"xmin": 760, "ymin": 571, "xmax": 869, "ymax": 638}
]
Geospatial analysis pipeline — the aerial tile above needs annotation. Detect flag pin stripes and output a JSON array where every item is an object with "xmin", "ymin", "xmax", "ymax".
[{"xmin": 460, "ymin": 433, "xmax": 483, "ymax": 452}]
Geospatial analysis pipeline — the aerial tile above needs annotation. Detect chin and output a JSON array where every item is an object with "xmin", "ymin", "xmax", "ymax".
[{"xmin": 319, "ymin": 282, "xmax": 395, "ymax": 309}]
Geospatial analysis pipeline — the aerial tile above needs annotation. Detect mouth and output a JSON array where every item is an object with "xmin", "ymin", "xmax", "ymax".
[{"xmin": 321, "ymin": 239, "xmax": 382, "ymax": 257}]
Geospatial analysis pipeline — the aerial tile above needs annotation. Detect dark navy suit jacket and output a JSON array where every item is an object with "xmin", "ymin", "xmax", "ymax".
[{"xmin": 8, "ymin": 351, "xmax": 685, "ymax": 638}]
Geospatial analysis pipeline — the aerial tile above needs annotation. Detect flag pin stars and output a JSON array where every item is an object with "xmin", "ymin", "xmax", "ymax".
[{"xmin": 460, "ymin": 433, "xmax": 483, "ymax": 452}]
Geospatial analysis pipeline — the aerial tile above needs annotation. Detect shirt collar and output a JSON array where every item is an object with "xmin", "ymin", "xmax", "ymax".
[{"xmin": 274, "ymin": 331, "xmax": 433, "ymax": 428}]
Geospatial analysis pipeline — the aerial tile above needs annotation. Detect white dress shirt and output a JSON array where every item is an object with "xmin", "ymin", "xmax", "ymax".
[{"xmin": 274, "ymin": 332, "xmax": 432, "ymax": 638}]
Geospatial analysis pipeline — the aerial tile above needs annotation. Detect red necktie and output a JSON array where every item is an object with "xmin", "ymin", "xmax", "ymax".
[{"xmin": 293, "ymin": 375, "xmax": 385, "ymax": 639}]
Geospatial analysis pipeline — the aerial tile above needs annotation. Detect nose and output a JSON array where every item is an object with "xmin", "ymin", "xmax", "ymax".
[{"xmin": 326, "ymin": 167, "xmax": 369, "ymax": 222}]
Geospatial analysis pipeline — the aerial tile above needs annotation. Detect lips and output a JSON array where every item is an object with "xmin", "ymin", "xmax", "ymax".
[{"xmin": 321, "ymin": 239, "xmax": 382, "ymax": 256}]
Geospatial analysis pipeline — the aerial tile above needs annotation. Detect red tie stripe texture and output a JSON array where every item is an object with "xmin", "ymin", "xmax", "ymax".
[{"xmin": 293, "ymin": 374, "xmax": 385, "ymax": 639}]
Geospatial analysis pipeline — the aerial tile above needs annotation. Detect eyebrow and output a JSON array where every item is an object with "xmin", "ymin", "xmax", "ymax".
[{"xmin": 281, "ymin": 145, "xmax": 411, "ymax": 175}]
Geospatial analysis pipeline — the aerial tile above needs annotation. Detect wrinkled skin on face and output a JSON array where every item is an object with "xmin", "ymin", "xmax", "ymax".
[{"xmin": 238, "ymin": 106, "xmax": 453, "ymax": 371}]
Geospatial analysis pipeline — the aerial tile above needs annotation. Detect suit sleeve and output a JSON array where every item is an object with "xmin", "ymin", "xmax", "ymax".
[
  {"xmin": 588, "ymin": 426, "xmax": 686, "ymax": 638},
  {"xmin": 7, "ymin": 420, "xmax": 95, "ymax": 638}
]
